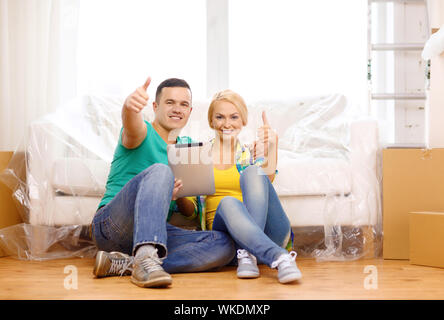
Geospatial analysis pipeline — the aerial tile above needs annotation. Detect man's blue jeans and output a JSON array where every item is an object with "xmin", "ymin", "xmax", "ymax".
[
  {"xmin": 212, "ymin": 165, "xmax": 291, "ymax": 267},
  {"xmin": 91, "ymin": 163, "xmax": 235, "ymax": 273}
]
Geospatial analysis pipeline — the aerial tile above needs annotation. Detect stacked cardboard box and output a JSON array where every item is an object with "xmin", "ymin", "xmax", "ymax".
[
  {"xmin": 409, "ymin": 211, "xmax": 444, "ymax": 268},
  {"xmin": 407, "ymin": 20, "xmax": 444, "ymax": 268},
  {"xmin": 382, "ymin": 148, "xmax": 444, "ymax": 260},
  {"xmin": 0, "ymin": 152, "xmax": 23, "ymax": 257}
]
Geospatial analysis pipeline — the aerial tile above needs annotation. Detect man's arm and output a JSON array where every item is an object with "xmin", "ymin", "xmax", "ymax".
[
  {"xmin": 121, "ymin": 77, "xmax": 151, "ymax": 149},
  {"xmin": 172, "ymin": 179, "xmax": 196, "ymax": 217},
  {"xmin": 175, "ymin": 198, "xmax": 196, "ymax": 217}
]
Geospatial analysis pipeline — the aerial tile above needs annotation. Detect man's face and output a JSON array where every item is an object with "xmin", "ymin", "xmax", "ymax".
[{"xmin": 153, "ymin": 87, "xmax": 192, "ymax": 131}]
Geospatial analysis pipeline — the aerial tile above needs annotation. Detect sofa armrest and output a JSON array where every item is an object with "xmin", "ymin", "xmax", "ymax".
[
  {"xmin": 27, "ymin": 121, "xmax": 61, "ymax": 225},
  {"xmin": 349, "ymin": 119, "xmax": 380, "ymax": 226},
  {"xmin": 349, "ymin": 119, "xmax": 378, "ymax": 170}
]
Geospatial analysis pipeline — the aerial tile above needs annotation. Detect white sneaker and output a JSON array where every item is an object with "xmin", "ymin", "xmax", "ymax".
[
  {"xmin": 271, "ymin": 251, "xmax": 302, "ymax": 283},
  {"xmin": 236, "ymin": 249, "xmax": 260, "ymax": 279},
  {"xmin": 93, "ymin": 251, "xmax": 134, "ymax": 278},
  {"xmin": 130, "ymin": 249, "xmax": 172, "ymax": 288}
]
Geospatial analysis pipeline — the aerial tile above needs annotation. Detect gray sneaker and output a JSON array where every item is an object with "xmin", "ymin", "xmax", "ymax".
[
  {"xmin": 271, "ymin": 251, "xmax": 302, "ymax": 283},
  {"xmin": 237, "ymin": 249, "xmax": 260, "ymax": 279},
  {"xmin": 93, "ymin": 251, "xmax": 134, "ymax": 278},
  {"xmin": 130, "ymin": 250, "xmax": 172, "ymax": 288}
]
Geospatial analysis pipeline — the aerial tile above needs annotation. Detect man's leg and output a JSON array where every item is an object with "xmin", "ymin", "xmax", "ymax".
[
  {"xmin": 92, "ymin": 163, "xmax": 174, "ymax": 285},
  {"xmin": 131, "ymin": 163, "xmax": 174, "ymax": 257},
  {"xmin": 92, "ymin": 163, "xmax": 173, "ymax": 256},
  {"xmin": 162, "ymin": 224, "xmax": 235, "ymax": 273}
]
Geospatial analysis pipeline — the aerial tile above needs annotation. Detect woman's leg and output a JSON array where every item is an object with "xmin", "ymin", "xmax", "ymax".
[
  {"xmin": 240, "ymin": 165, "xmax": 292, "ymax": 248},
  {"xmin": 212, "ymin": 196, "xmax": 288, "ymax": 267},
  {"xmin": 239, "ymin": 165, "xmax": 268, "ymax": 229}
]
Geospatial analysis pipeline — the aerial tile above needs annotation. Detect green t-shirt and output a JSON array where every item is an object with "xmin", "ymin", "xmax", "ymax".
[{"xmin": 98, "ymin": 121, "xmax": 192, "ymax": 220}]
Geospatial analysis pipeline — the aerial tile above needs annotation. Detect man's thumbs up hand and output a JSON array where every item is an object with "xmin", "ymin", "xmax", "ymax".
[
  {"xmin": 142, "ymin": 77, "xmax": 151, "ymax": 91},
  {"xmin": 124, "ymin": 77, "xmax": 151, "ymax": 113}
]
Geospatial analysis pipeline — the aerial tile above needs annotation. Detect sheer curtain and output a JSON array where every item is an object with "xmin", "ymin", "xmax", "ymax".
[
  {"xmin": 0, "ymin": 0, "xmax": 206, "ymax": 151},
  {"xmin": 0, "ymin": 0, "xmax": 79, "ymax": 151}
]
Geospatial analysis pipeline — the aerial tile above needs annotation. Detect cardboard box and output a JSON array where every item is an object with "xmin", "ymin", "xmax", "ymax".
[
  {"xmin": 382, "ymin": 148, "xmax": 444, "ymax": 259},
  {"xmin": 409, "ymin": 211, "xmax": 444, "ymax": 269},
  {"xmin": 0, "ymin": 151, "xmax": 23, "ymax": 257}
]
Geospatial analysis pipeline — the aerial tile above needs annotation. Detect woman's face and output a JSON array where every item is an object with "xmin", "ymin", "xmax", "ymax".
[{"xmin": 211, "ymin": 100, "xmax": 244, "ymax": 141}]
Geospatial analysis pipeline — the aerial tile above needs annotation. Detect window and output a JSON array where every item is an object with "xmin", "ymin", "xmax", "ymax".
[
  {"xmin": 77, "ymin": 0, "xmax": 207, "ymax": 99},
  {"xmin": 76, "ymin": 0, "xmax": 370, "ymax": 110},
  {"xmin": 228, "ymin": 0, "xmax": 368, "ymax": 110}
]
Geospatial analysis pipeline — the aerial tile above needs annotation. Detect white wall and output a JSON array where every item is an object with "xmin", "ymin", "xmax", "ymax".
[
  {"xmin": 426, "ymin": 0, "xmax": 444, "ymax": 148},
  {"xmin": 429, "ymin": 0, "xmax": 444, "ymax": 29},
  {"xmin": 393, "ymin": 1, "xmax": 428, "ymax": 144}
]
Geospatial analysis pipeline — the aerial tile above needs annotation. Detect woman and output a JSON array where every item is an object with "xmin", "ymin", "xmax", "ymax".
[{"xmin": 191, "ymin": 89, "xmax": 302, "ymax": 284}]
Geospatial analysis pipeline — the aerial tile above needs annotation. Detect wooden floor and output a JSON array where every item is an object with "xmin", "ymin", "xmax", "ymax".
[{"xmin": 1, "ymin": 256, "xmax": 444, "ymax": 300}]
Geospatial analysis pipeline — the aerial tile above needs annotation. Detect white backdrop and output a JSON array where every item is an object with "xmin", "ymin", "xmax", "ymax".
[
  {"xmin": 0, "ymin": 0, "xmax": 79, "ymax": 151},
  {"xmin": 228, "ymin": 0, "xmax": 368, "ymax": 111},
  {"xmin": 0, "ymin": 0, "xmax": 369, "ymax": 151}
]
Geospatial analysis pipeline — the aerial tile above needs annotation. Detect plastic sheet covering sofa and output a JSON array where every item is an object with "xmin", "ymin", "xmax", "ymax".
[{"xmin": 0, "ymin": 93, "xmax": 382, "ymax": 261}]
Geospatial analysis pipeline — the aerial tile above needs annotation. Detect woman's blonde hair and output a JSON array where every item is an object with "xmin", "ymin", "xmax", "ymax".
[{"xmin": 208, "ymin": 89, "xmax": 248, "ymax": 129}]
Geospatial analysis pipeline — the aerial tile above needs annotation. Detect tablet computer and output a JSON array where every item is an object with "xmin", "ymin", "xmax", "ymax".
[{"xmin": 167, "ymin": 142, "xmax": 215, "ymax": 198}]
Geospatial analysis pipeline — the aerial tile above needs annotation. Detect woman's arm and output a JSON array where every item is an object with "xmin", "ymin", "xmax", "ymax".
[
  {"xmin": 171, "ymin": 179, "xmax": 197, "ymax": 217},
  {"xmin": 175, "ymin": 197, "xmax": 197, "ymax": 217}
]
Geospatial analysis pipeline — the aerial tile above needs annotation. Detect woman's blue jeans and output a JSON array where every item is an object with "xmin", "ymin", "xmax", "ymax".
[
  {"xmin": 212, "ymin": 165, "xmax": 291, "ymax": 267},
  {"xmin": 91, "ymin": 163, "xmax": 235, "ymax": 273}
]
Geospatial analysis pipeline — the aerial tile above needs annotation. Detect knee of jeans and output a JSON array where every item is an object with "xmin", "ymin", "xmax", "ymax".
[
  {"xmin": 218, "ymin": 196, "xmax": 242, "ymax": 212},
  {"xmin": 149, "ymin": 163, "xmax": 172, "ymax": 175},
  {"xmin": 144, "ymin": 163, "xmax": 174, "ymax": 185},
  {"xmin": 240, "ymin": 165, "xmax": 266, "ymax": 184}
]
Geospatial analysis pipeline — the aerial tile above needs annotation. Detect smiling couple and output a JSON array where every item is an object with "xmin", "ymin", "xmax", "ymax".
[{"xmin": 90, "ymin": 77, "xmax": 302, "ymax": 288}]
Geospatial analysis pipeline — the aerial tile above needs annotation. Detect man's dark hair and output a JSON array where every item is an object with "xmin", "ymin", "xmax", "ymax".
[{"xmin": 155, "ymin": 78, "xmax": 192, "ymax": 103}]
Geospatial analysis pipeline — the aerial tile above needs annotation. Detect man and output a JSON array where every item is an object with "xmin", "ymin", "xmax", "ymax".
[{"xmin": 91, "ymin": 77, "xmax": 235, "ymax": 288}]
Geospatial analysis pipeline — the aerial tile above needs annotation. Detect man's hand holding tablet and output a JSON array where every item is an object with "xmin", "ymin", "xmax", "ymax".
[{"xmin": 167, "ymin": 142, "xmax": 215, "ymax": 198}]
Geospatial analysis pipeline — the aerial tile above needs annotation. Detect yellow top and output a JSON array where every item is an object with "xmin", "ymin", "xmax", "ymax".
[{"xmin": 205, "ymin": 165, "xmax": 243, "ymax": 230}]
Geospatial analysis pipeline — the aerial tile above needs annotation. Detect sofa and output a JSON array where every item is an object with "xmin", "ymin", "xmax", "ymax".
[{"xmin": 20, "ymin": 93, "xmax": 381, "ymax": 260}]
